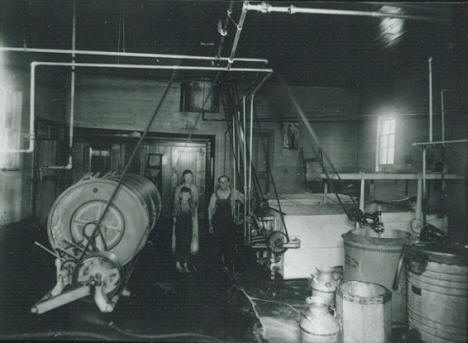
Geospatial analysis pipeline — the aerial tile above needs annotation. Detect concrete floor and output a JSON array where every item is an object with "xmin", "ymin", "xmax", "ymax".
[{"xmin": 0, "ymin": 219, "xmax": 419, "ymax": 342}]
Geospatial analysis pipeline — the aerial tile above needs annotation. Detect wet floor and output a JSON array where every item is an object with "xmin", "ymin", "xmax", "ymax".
[
  {"xmin": 1, "ymin": 218, "xmax": 307, "ymax": 342},
  {"xmin": 0, "ymin": 219, "xmax": 420, "ymax": 342}
]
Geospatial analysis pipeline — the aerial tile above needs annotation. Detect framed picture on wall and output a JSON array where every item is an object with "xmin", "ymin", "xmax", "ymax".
[{"xmin": 282, "ymin": 122, "xmax": 300, "ymax": 150}]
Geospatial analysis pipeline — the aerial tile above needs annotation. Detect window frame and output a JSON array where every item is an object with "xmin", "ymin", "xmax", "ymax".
[{"xmin": 376, "ymin": 116, "xmax": 396, "ymax": 172}]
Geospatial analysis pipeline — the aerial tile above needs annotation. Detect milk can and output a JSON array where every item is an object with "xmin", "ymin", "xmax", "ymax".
[
  {"xmin": 299, "ymin": 296, "xmax": 340, "ymax": 343},
  {"xmin": 310, "ymin": 266, "xmax": 342, "ymax": 305}
]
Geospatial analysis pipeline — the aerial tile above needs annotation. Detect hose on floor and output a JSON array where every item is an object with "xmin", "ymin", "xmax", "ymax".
[
  {"xmin": 0, "ymin": 331, "xmax": 115, "ymax": 341},
  {"xmin": 107, "ymin": 321, "xmax": 223, "ymax": 342}
]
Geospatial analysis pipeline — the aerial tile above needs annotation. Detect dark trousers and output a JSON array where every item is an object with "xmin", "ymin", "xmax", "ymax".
[
  {"xmin": 213, "ymin": 219, "xmax": 235, "ymax": 267},
  {"xmin": 175, "ymin": 222, "xmax": 192, "ymax": 264}
]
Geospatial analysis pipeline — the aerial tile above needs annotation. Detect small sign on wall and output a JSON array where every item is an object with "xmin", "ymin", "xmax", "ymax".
[{"xmin": 282, "ymin": 122, "xmax": 300, "ymax": 150}]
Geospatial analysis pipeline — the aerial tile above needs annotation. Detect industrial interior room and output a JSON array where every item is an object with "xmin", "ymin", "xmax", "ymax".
[{"xmin": 1, "ymin": 1, "xmax": 468, "ymax": 342}]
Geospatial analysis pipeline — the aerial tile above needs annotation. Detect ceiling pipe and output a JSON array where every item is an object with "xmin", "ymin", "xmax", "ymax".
[
  {"xmin": 0, "ymin": 47, "xmax": 269, "ymax": 65},
  {"xmin": 227, "ymin": 1, "xmax": 249, "ymax": 68},
  {"xmin": 30, "ymin": 61, "xmax": 273, "ymax": 73},
  {"xmin": 9, "ymin": 61, "xmax": 272, "ymax": 156},
  {"xmin": 216, "ymin": 0, "xmax": 236, "ymax": 61},
  {"xmin": 44, "ymin": 0, "xmax": 77, "ymax": 170},
  {"xmin": 243, "ymin": 2, "xmax": 450, "ymax": 23},
  {"xmin": 412, "ymin": 138, "xmax": 468, "ymax": 146}
]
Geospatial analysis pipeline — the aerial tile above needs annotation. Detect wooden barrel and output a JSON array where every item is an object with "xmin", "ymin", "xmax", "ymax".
[
  {"xmin": 336, "ymin": 281, "xmax": 392, "ymax": 343},
  {"xmin": 406, "ymin": 243, "xmax": 468, "ymax": 343},
  {"xmin": 48, "ymin": 174, "xmax": 161, "ymax": 266},
  {"xmin": 342, "ymin": 228, "xmax": 409, "ymax": 327}
]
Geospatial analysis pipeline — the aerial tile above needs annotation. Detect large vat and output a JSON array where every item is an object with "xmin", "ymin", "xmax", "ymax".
[
  {"xmin": 48, "ymin": 174, "xmax": 161, "ymax": 266},
  {"xmin": 342, "ymin": 228, "xmax": 409, "ymax": 327},
  {"xmin": 406, "ymin": 243, "xmax": 468, "ymax": 343}
]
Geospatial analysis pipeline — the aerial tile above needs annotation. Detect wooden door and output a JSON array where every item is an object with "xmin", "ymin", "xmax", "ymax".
[{"xmin": 141, "ymin": 141, "xmax": 207, "ymax": 218}]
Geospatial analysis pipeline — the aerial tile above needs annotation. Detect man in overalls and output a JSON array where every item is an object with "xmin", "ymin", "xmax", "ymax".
[{"xmin": 208, "ymin": 175, "xmax": 244, "ymax": 271}]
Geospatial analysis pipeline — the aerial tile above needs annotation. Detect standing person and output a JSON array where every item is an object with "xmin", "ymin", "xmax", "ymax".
[
  {"xmin": 173, "ymin": 170, "xmax": 199, "ymax": 256},
  {"xmin": 208, "ymin": 175, "xmax": 244, "ymax": 270},
  {"xmin": 173, "ymin": 187, "xmax": 196, "ymax": 272}
]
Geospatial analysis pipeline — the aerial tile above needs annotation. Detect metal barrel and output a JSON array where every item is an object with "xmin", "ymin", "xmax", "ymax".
[
  {"xmin": 336, "ymin": 280, "xmax": 392, "ymax": 343},
  {"xmin": 48, "ymin": 173, "xmax": 161, "ymax": 266},
  {"xmin": 342, "ymin": 228, "xmax": 409, "ymax": 328},
  {"xmin": 406, "ymin": 243, "xmax": 468, "ymax": 343}
]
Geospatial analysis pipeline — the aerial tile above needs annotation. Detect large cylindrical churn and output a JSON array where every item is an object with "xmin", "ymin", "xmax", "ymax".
[
  {"xmin": 48, "ymin": 174, "xmax": 162, "ymax": 266},
  {"xmin": 336, "ymin": 281, "xmax": 392, "ymax": 343},
  {"xmin": 342, "ymin": 228, "xmax": 409, "ymax": 327},
  {"xmin": 406, "ymin": 242, "xmax": 468, "ymax": 343}
]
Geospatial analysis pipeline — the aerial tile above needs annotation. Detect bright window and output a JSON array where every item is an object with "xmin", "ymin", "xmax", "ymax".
[
  {"xmin": 0, "ymin": 87, "xmax": 22, "ymax": 170},
  {"xmin": 377, "ymin": 117, "xmax": 395, "ymax": 171}
]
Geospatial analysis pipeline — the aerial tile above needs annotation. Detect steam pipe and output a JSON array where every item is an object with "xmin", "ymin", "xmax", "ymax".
[
  {"xmin": 216, "ymin": 0, "xmax": 235, "ymax": 61},
  {"xmin": 243, "ymin": 2, "xmax": 450, "ymax": 23},
  {"xmin": 0, "ymin": 47, "xmax": 269, "ymax": 64},
  {"xmin": 246, "ymin": 73, "xmax": 271, "ymax": 244},
  {"xmin": 412, "ymin": 138, "xmax": 468, "ymax": 146},
  {"xmin": 248, "ymin": 73, "xmax": 271, "ymax": 213},
  {"xmin": 228, "ymin": 1, "xmax": 249, "ymax": 68},
  {"xmin": 233, "ymin": 116, "xmax": 237, "ymax": 196},
  {"xmin": 8, "ymin": 60, "xmax": 271, "ymax": 156},
  {"xmin": 421, "ymin": 57, "xmax": 433, "ymax": 211},
  {"xmin": 44, "ymin": 0, "xmax": 77, "ymax": 170},
  {"xmin": 428, "ymin": 57, "xmax": 433, "ymax": 143},
  {"xmin": 422, "ymin": 147, "xmax": 427, "ymax": 206},
  {"xmin": 30, "ymin": 61, "xmax": 273, "ymax": 73},
  {"xmin": 242, "ymin": 96, "xmax": 247, "ymax": 243},
  {"xmin": 441, "ymin": 90, "xmax": 446, "ymax": 142},
  {"xmin": 440, "ymin": 89, "xmax": 454, "ymax": 142}
]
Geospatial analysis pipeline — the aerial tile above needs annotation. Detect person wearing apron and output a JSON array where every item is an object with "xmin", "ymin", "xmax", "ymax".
[
  {"xmin": 173, "ymin": 186, "xmax": 195, "ymax": 272},
  {"xmin": 172, "ymin": 169, "xmax": 199, "ymax": 258},
  {"xmin": 208, "ymin": 175, "xmax": 244, "ymax": 270}
]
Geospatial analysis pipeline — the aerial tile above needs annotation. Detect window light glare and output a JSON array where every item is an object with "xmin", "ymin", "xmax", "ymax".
[{"xmin": 377, "ymin": 116, "xmax": 396, "ymax": 170}]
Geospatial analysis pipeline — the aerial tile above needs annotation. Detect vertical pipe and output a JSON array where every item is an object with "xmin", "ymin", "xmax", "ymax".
[
  {"xmin": 428, "ymin": 57, "xmax": 433, "ymax": 143},
  {"xmin": 247, "ymin": 73, "xmax": 271, "ymax": 204},
  {"xmin": 248, "ymin": 94, "xmax": 254, "ymax": 239},
  {"xmin": 69, "ymin": 0, "xmax": 76, "ymax": 164},
  {"xmin": 358, "ymin": 175, "xmax": 365, "ymax": 229},
  {"xmin": 242, "ymin": 96, "xmax": 247, "ymax": 244},
  {"xmin": 441, "ymin": 90, "xmax": 446, "ymax": 141},
  {"xmin": 233, "ymin": 116, "xmax": 236, "ymax": 195},
  {"xmin": 440, "ymin": 90, "xmax": 446, "ymax": 201},
  {"xmin": 29, "ymin": 63, "xmax": 36, "ymax": 153},
  {"xmin": 422, "ymin": 147, "xmax": 427, "ymax": 200},
  {"xmin": 30, "ymin": 62, "xmax": 37, "ymax": 218},
  {"xmin": 415, "ymin": 177, "xmax": 423, "ymax": 223}
]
